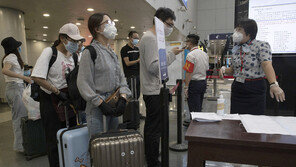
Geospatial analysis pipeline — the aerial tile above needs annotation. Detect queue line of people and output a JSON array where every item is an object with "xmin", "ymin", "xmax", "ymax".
[{"xmin": 1, "ymin": 6, "xmax": 286, "ymax": 167}]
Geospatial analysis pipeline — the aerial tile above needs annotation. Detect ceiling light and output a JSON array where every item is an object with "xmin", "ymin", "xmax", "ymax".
[
  {"xmin": 76, "ymin": 22, "xmax": 81, "ymax": 26},
  {"xmin": 130, "ymin": 26, "xmax": 135, "ymax": 29},
  {"xmin": 43, "ymin": 13, "xmax": 50, "ymax": 17},
  {"xmin": 43, "ymin": 26, "xmax": 48, "ymax": 29},
  {"xmin": 43, "ymin": 39, "xmax": 47, "ymax": 41},
  {"xmin": 33, "ymin": 40, "xmax": 37, "ymax": 43},
  {"xmin": 87, "ymin": 8, "xmax": 94, "ymax": 12},
  {"xmin": 43, "ymin": 34, "xmax": 47, "ymax": 36},
  {"xmin": 114, "ymin": 19, "xmax": 119, "ymax": 22}
]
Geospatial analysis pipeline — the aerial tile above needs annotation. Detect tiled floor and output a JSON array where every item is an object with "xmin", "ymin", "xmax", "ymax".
[{"xmin": 0, "ymin": 80, "xmax": 257, "ymax": 167}]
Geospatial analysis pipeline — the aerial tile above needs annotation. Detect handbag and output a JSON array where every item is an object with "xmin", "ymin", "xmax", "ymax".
[{"xmin": 105, "ymin": 88, "xmax": 120, "ymax": 108}]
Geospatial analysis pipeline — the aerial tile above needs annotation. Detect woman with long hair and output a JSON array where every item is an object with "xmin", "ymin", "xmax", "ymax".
[
  {"xmin": 77, "ymin": 13, "xmax": 131, "ymax": 137},
  {"xmin": 1, "ymin": 37, "xmax": 32, "ymax": 152}
]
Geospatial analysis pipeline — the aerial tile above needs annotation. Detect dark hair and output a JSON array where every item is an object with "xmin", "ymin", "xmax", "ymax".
[
  {"xmin": 52, "ymin": 34, "xmax": 69, "ymax": 47},
  {"xmin": 128, "ymin": 31, "xmax": 138, "ymax": 38},
  {"xmin": 186, "ymin": 34, "xmax": 200, "ymax": 46},
  {"xmin": 153, "ymin": 7, "xmax": 176, "ymax": 24},
  {"xmin": 88, "ymin": 13, "xmax": 111, "ymax": 39},
  {"xmin": 2, "ymin": 49, "xmax": 24, "ymax": 69},
  {"xmin": 235, "ymin": 19, "xmax": 258, "ymax": 40}
]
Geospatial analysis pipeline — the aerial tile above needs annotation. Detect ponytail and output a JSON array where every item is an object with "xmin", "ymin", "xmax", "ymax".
[
  {"xmin": 52, "ymin": 34, "xmax": 68, "ymax": 48},
  {"xmin": 52, "ymin": 39, "xmax": 60, "ymax": 47}
]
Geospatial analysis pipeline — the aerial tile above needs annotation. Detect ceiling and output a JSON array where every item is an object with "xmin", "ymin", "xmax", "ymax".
[{"xmin": 0, "ymin": 0, "xmax": 157, "ymax": 42}]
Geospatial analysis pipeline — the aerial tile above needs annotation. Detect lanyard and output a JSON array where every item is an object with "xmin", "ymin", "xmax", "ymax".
[{"xmin": 240, "ymin": 40, "xmax": 253, "ymax": 72}]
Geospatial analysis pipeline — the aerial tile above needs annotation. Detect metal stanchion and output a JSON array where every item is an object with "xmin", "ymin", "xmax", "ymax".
[
  {"xmin": 160, "ymin": 84, "xmax": 170, "ymax": 167},
  {"xmin": 169, "ymin": 79, "xmax": 188, "ymax": 151}
]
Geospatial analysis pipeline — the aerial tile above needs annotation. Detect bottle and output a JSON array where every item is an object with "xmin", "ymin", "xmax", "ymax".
[{"xmin": 217, "ymin": 94, "xmax": 225, "ymax": 115}]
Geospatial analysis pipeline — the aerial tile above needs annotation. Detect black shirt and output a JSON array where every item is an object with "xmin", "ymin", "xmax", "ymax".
[{"xmin": 120, "ymin": 44, "xmax": 140, "ymax": 77}]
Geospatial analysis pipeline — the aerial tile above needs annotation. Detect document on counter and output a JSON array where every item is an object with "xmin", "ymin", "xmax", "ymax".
[
  {"xmin": 271, "ymin": 116, "xmax": 296, "ymax": 136},
  {"xmin": 240, "ymin": 115, "xmax": 293, "ymax": 135},
  {"xmin": 221, "ymin": 114, "xmax": 241, "ymax": 120},
  {"xmin": 191, "ymin": 112, "xmax": 222, "ymax": 122}
]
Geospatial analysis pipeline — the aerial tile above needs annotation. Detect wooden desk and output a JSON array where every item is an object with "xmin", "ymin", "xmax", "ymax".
[{"xmin": 185, "ymin": 120, "xmax": 296, "ymax": 167}]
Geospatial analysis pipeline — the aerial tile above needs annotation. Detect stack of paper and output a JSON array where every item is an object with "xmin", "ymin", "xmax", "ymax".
[
  {"xmin": 221, "ymin": 114, "xmax": 241, "ymax": 120},
  {"xmin": 271, "ymin": 116, "xmax": 296, "ymax": 136},
  {"xmin": 240, "ymin": 115, "xmax": 291, "ymax": 135},
  {"xmin": 191, "ymin": 112, "xmax": 222, "ymax": 122}
]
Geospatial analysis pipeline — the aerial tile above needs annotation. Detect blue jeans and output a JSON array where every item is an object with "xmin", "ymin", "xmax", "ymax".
[
  {"xmin": 85, "ymin": 102, "xmax": 119, "ymax": 137},
  {"xmin": 5, "ymin": 82, "xmax": 27, "ymax": 151}
]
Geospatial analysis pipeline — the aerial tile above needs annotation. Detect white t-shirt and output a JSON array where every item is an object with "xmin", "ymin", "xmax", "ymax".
[
  {"xmin": 3, "ymin": 54, "xmax": 24, "ymax": 83},
  {"xmin": 31, "ymin": 47, "xmax": 75, "ymax": 94},
  {"xmin": 184, "ymin": 47, "xmax": 209, "ymax": 80}
]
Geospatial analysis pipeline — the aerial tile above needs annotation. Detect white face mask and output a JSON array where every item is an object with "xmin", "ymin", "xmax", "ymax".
[
  {"xmin": 164, "ymin": 25, "xmax": 173, "ymax": 37},
  {"xmin": 233, "ymin": 30, "xmax": 244, "ymax": 43},
  {"xmin": 101, "ymin": 22, "xmax": 117, "ymax": 39}
]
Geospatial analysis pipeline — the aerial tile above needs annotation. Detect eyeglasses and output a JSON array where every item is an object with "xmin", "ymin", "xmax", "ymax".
[
  {"xmin": 99, "ymin": 20, "xmax": 115, "ymax": 27},
  {"xmin": 66, "ymin": 37, "xmax": 79, "ymax": 43},
  {"xmin": 164, "ymin": 21, "xmax": 174, "ymax": 28}
]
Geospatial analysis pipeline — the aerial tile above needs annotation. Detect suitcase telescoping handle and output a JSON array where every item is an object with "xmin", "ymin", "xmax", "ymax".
[
  {"xmin": 62, "ymin": 102, "xmax": 81, "ymax": 129},
  {"xmin": 64, "ymin": 105, "xmax": 70, "ymax": 129},
  {"xmin": 130, "ymin": 76, "xmax": 137, "ymax": 99}
]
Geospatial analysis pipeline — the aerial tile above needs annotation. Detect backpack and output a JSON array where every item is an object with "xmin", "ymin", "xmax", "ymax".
[
  {"xmin": 31, "ymin": 47, "xmax": 58, "ymax": 102},
  {"xmin": 31, "ymin": 45, "xmax": 97, "ymax": 109},
  {"xmin": 65, "ymin": 45, "xmax": 97, "ymax": 111}
]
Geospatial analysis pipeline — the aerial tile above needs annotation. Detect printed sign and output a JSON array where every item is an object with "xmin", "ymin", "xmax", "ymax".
[{"xmin": 155, "ymin": 17, "xmax": 169, "ymax": 83}]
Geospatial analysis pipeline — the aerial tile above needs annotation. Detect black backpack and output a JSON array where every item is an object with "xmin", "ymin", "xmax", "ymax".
[
  {"xmin": 31, "ymin": 45, "xmax": 97, "ymax": 111},
  {"xmin": 65, "ymin": 45, "xmax": 97, "ymax": 111},
  {"xmin": 31, "ymin": 46, "xmax": 58, "ymax": 101}
]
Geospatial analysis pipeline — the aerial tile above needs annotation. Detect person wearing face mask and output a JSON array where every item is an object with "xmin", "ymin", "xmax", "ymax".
[
  {"xmin": 23, "ymin": 65, "xmax": 33, "ymax": 85},
  {"xmin": 120, "ymin": 31, "xmax": 141, "ymax": 99},
  {"xmin": 139, "ymin": 7, "xmax": 183, "ymax": 167},
  {"xmin": 1, "ymin": 37, "xmax": 32, "ymax": 153},
  {"xmin": 31, "ymin": 23, "xmax": 85, "ymax": 167},
  {"xmin": 183, "ymin": 34, "xmax": 209, "ymax": 122},
  {"xmin": 24, "ymin": 65, "xmax": 33, "ymax": 77},
  {"xmin": 77, "ymin": 13, "xmax": 131, "ymax": 137},
  {"xmin": 76, "ymin": 39, "xmax": 85, "ymax": 62},
  {"xmin": 220, "ymin": 19, "xmax": 285, "ymax": 115}
]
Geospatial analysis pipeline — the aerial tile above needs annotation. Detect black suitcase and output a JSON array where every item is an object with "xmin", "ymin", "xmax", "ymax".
[
  {"xmin": 121, "ymin": 77, "xmax": 140, "ymax": 130},
  {"xmin": 21, "ymin": 117, "xmax": 47, "ymax": 160}
]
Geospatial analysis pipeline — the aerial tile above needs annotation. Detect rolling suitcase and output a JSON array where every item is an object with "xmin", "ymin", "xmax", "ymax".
[
  {"xmin": 21, "ymin": 117, "xmax": 47, "ymax": 160},
  {"xmin": 89, "ymin": 129, "xmax": 145, "ymax": 167},
  {"xmin": 122, "ymin": 76, "xmax": 140, "ymax": 130},
  {"xmin": 57, "ymin": 106, "xmax": 90, "ymax": 167}
]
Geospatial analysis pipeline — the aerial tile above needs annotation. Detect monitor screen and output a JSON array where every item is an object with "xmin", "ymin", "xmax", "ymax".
[{"xmin": 249, "ymin": 0, "xmax": 296, "ymax": 54}]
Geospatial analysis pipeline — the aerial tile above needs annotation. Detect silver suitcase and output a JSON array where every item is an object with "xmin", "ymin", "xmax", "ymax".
[{"xmin": 89, "ymin": 129, "xmax": 145, "ymax": 167}]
